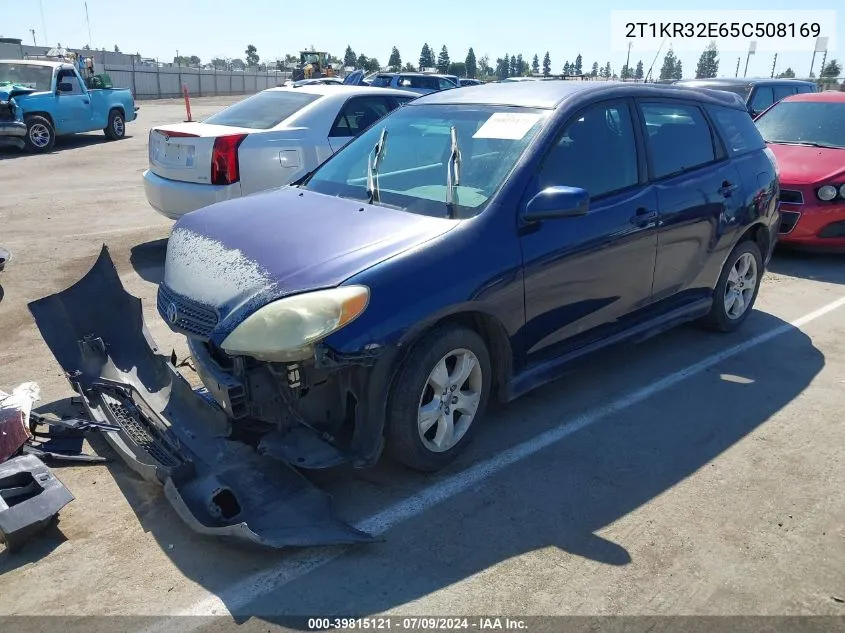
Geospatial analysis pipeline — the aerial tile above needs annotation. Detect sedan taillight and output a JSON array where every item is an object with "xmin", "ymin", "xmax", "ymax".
[{"xmin": 211, "ymin": 134, "xmax": 248, "ymax": 185}]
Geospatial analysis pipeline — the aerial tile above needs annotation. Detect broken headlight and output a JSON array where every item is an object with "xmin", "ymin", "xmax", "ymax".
[{"xmin": 220, "ymin": 286, "xmax": 369, "ymax": 362}]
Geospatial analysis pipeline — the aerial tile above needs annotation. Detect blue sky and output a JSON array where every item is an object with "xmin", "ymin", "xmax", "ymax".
[{"xmin": 4, "ymin": 0, "xmax": 842, "ymax": 78}]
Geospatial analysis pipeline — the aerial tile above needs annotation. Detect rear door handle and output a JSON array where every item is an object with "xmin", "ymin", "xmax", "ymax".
[
  {"xmin": 630, "ymin": 208, "xmax": 658, "ymax": 227},
  {"xmin": 83, "ymin": 99, "xmax": 90, "ymax": 104},
  {"xmin": 719, "ymin": 181, "xmax": 738, "ymax": 197}
]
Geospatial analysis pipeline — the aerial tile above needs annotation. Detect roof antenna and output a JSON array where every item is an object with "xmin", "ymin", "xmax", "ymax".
[{"xmin": 644, "ymin": 38, "xmax": 667, "ymax": 83}]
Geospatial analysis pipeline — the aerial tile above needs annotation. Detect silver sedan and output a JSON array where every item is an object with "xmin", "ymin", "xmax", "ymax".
[{"xmin": 143, "ymin": 85, "xmax": 416, "ymax": 219}]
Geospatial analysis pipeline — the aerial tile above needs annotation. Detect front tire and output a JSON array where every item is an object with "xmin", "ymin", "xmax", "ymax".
[
  {"xmin": 703, "ymin": 240, "xmax": 763, "ymax": 332},
  {"xmin": 24, "ymin": 115, "xmax": 55, "ymax": 153},
  {"xmin": 386, "ymin": 325, "xmax": 492, "ymax": 472},
  {"xmin": 104, "ymin": 109, "xmax": 125, "ymax": 140}
]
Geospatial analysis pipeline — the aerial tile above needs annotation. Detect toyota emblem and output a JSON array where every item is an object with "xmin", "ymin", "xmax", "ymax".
[{"xmin": 166, "ymin": 302, "xmax": 179, "ymax": 324}]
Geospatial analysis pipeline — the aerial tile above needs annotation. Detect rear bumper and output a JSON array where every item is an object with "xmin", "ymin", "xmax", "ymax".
[
  {"xmin": 143, "ymin": 169, "xmax": 242, "ymax": 220},
  {"xmin": 0, "ymin": 121, "xmax": 26, "ymax": 137}
]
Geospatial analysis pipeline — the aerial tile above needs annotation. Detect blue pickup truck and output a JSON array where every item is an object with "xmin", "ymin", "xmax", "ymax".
[{"xmin": 0, "ymin": 59, "xmax": 138, "ymax": 152}]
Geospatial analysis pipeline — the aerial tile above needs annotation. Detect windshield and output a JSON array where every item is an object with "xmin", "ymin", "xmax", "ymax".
[
  {"xmin": 304, "ymin": 104, "xmax": 549, "ymax": 218},
  {"xmin": 755, "ymin": 101, "xmax": 845, "ymax": 148},
  {"xmin": 203, "ymin": 90, "xmax": 320, "ymax": 129},
  {"xmin": 0, "ymin": 62, "xmax": 53, "ymax": 91}
]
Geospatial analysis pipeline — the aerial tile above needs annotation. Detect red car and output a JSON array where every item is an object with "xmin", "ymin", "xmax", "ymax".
[{"xmin": 754, "ymin": 91, "xmax": 845, "ymax": 250}]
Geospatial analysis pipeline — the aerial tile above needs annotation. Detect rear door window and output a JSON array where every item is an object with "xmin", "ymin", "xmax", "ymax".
[
  {"xmin": 329, "ymin": 96, "xmax": 392, "ymax": 137},
  {"xmin": 204, "ymin": 90, "xmax": 320, "ymax": 129},
  {"xmin": 772, "ymin": 85, "xmax": 796, "ymax": 102},
  {"xmin": 369, "ymin": 75, "xmax": 394, "ymax": 87},
  {"xmin": 706, "ymin": 105, "xmax": 766, "ymax": 155},
  {"xmin": 640, "ymin": 102, "xmax": 717, "ymax": 179},
  {"xmin": 437, "ymin": 78, "xmax": 456, "ymax": 90},
  {"xmin": 749, "ymin": 87, "xmax": 774, "ymax": 114}
]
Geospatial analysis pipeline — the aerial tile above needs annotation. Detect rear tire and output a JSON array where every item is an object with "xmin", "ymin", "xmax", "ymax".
[
  {"xmin": 24, "ymin": 115, "xmax": 55, "ymax": 153},
  {"xmin": 386, "ymin": 325, "xmax": 492, "ymax": 472},
  {"xmin": 702, "ymin": 240, "xmax": 763, "ymax": 332},
  {"xmin": 104, "ymin": 109, "xmax": 125, "ymax": 140}
]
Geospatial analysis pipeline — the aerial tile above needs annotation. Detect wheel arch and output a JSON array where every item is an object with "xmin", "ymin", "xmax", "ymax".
[
  {"xmin": 390, "ymin": 309, "xmax": 514, "ymax": 404},
  {"xmin": 24, "ymin": 111, "xmax": 55, "ymax": 128}
]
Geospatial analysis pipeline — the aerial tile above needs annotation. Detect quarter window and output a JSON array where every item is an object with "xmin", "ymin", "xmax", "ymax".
[
  {"xmin": 641, "ymin": 103, "xmax": 716, "ymax": 179},
  {"xmin": 537, "ymin": 102, "xmax": 638, "ymax": 198},
  {"xmin": 706, "ymin": 105, "xmax": 765, "ymax": 155}
]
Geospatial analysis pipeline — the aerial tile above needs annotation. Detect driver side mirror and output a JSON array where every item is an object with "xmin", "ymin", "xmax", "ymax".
[
  {"xmin": 523, "ymin": 186, "xmax": 590, "ymax": 222},
  {"xmin": 56, "ymin": 82, "xmax": 73, "ymax": 93}
]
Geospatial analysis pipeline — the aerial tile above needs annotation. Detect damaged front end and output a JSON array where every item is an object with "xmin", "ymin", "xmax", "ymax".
[
  {"xmin": 0, "ymin": 90, "xmax": 27, "ymax": 151},
  {"xmin": 28, "ymin": 247, "xmax": 376, "ymax": 548}
]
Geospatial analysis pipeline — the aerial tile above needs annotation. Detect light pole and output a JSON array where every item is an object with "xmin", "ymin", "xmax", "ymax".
[
  {"xmin": 743, "ymin": 41, "xmax": 756, "ymax": 78},
  {"xmin": 625, "ymin": 41, "xmax": 632, "ymax": 79},
  {"xmin": 39, "ymin": 0, "xmax": 48, "ymax": 47}
]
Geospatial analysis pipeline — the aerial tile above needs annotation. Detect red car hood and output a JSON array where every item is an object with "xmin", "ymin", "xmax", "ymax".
[{"xmin": 767, "ymin": 143, "xmax": 845, "ymax": 185}]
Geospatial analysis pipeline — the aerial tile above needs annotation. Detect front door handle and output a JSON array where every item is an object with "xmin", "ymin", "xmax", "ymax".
[
  {"xmin": 630, "ymin": 208, "xmax": 658, "ymax": 227},
  {"xmin": 719, "ymin": 181, "xmax": 738, "ymax": 197}
]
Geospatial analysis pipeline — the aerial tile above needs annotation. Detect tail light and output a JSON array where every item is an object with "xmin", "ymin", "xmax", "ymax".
[{"xmin": 211, "ymin": 134, "xmax": 248, "ymax": 185}]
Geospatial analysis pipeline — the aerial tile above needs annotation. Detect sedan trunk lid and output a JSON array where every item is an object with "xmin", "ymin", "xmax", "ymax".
[{"xmin": 148, "ymin": 122, "xmax": 253, "ymax": 184}]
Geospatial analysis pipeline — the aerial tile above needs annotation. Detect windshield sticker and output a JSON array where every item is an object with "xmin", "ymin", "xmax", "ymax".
[{"xmin": 473, "ymin": 112, "xmax": 543, "ymax": 140}]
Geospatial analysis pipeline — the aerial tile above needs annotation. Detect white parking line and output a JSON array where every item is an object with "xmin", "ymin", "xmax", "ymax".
[{"xmin": 161, "ymin": 296, "xmax": 845, "ymax": 622}]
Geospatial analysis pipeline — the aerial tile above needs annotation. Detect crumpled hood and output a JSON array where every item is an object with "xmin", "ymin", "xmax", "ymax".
[
  {"xmin": 0, "ymin": 83, "xmax": 36, "ymax": 101},
  {"xmin": 163, "ymin": 186, "xmax": 457, "ymax": 334},
  {"xmin": 768, "ymin": 143, "xmax": 845, "ymax": 185}
]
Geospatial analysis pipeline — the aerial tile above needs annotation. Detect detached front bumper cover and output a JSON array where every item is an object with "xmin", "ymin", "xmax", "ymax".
[{"xmin": 28, "ymin": 246, "xmax": 375, "ymax": 549}]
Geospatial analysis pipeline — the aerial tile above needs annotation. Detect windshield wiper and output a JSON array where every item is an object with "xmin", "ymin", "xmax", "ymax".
[
  {"xmin": 445, "ymin": 126, "xmax": 462, "ymax": 218},
  {"xmin": 366, "ymin": 128, "xmax": 388, "ymax": 204},
  {"xmin": 768, "ymin": 140, "xmax": 841, "ymax": 149}
]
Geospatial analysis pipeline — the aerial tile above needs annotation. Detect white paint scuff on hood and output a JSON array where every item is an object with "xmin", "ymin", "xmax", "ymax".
[{"xmin": 164, "ymin": 227, "xmax": 272, "ymax": 307}]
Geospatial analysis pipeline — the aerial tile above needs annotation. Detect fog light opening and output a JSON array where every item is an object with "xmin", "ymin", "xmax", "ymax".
[{"xmin": 211, "ymin": 488, "xmax": 242, "ymax": 520}]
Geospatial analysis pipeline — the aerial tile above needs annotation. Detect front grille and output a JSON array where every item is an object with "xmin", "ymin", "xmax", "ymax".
[
  {"xmin": 779, "ymin": 210, "xmax": 801, "ymax": 234},
  {"xmin": 0, "ymin": 100, "xmax": 15, "ymax": 121},
  {"xmin": 101, "ymin": 393, "xmax": 185, "ymax": 469},
  {"xmin": 780, "ymin": 189, "xmax": 804, "ymax": 204},
  {"xmin": 157, "ymin": 284, "xmax": 219, "ymax": 340},
  {"xmin": 818, "ymin": 221, "xmax": 845, "ymax": 239}
]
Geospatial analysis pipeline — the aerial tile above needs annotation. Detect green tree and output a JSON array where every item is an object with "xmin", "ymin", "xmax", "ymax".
[
  {"xmin": 542, "ymin": 51, "xmax": 551, "ymax": 77},
  {"xmin": 437, "ymin": 45, "xmax": 450, "ymax": 73},
  {"xmin": 574, "ymin": 54, "xmax": 583, "ymax": 75},
  {"xmin": 635, "ymin": 60, "xmax": 644, "ymax": 79},
  {"xmin": 563, "ymin": 61, "xmax": 571, "ymax": 75},
  {"xmin": 245, "ymin": 44, "xmax": 259, "ymax": 67},
  {"xmin": 366, "ymin": 57, "xmax": 381, "ymax": 73},
  {"xmin": 672, "ymin": 59, "xmax": 683, "ymax": 80},
  {"xmin": 388, "ymin": 46, "xmax": 401, "ymax": 71},
  {"xmin": 357, "ymin": 53, "xmax": 369, "ymax": 69},
  {"xmin": 449, "ymin": 61, "xmax": 467, "ymax": 77},
  {"xmin": 620, "ymin": 64, "xmax": 630, "ymax": 79},
  {"xmin": 659, "ymin": 48, "xmax": 678, "ymax": 80},
  {"xmin": 604, "ymin": 61, "xmax": 612, "ymax": 78},
  {"xmin": 343, "ymin": 45, "xmax": 357, "ymax": 67},
  {"xmin": 419, "ymin": 43, "xmax": 434, "ymax": 70},
  {"xmin": 695, "ymin": 41, "xmax": 719, "ymax": 79},
  {"xmin": 531, "ymin": 54, "xmax": 540, "ymax": 75},
  {"xmin": 114, "ymin": 45, "xmax": 120, "ymax": 53},
  {"xmin": 211, "ymin": 57, "xmax": 227, "ymax": 70},
  {"xmin": 509, "ymin": 54, "xmax": 517, "ymax": 76},
  {"xmin": 465, "ymin": 48, "xmax": 477, "ymax": 78},
  {"xmin": 478, "ymin": 54, "xmax": 490, "ymax": 78},
  {"xmin": 776, "ymin": 67, "xmax": 795, "ymax": 78},
  {"xmin": 515, "ymin": 54, "xmax": 524, "ymax": 76},
  {"xmin": 500, "ymin": 54, "xmax": 510, "ymax": 79},
  {"xmin": 402, "ymin": 62, "xmax": 416, "ymax": 72},
  {"xmin": 590, "ymin": 61, "xmax": 599, "ymax": 77},
  {"xmin": 820, "ymin": 59, "xmax": 842, "ymax": 77}
]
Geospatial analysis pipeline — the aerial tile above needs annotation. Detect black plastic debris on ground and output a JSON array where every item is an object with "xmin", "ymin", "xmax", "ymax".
[
  {"xmin": 0, "ymin": 454, "xmax": 74, "ymax": 552},
  {"xmin": 22, "ymin": 412, "xmax": 115, "ymax": 464}
]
